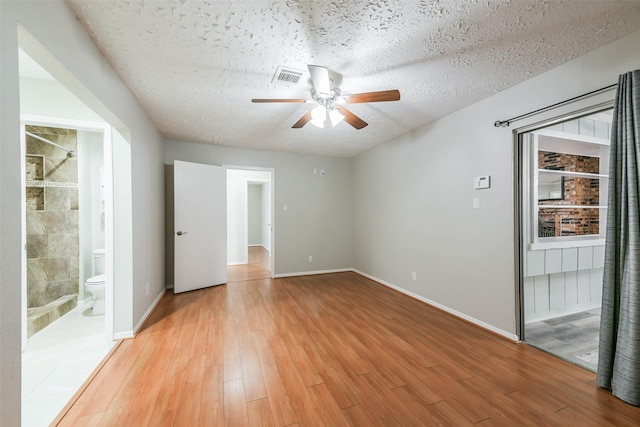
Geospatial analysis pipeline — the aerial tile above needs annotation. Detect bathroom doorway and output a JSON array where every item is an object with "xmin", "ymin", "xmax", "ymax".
[
  {"xmin": 226, "ymin": 167, "xmax": 274, "ymax": 281},
  {"xmin": 20, "ymin": 118, "xmax": 115, "ymax": 427},
  {"xmin": 18, "ymin": 48, "xmax": 121, "ymax": 425},
  {"xmin": 22, "ymin": 123, "xmax": 107, "ymax": 336}
]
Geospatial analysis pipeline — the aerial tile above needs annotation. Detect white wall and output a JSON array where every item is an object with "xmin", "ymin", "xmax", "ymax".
[
  {"xmin": 1, "ymin": 2, "xmax": 165, "ymax": 422},
  {"xmin": 261, "ymin": 182, "xmax": 271, "ymax": 251},
  {"xmin": 78, "ymin": 130, "xmax": 105, "ymax": 300},
  {"xmin": 19, "ymin": 76, "xmax": 104, "ymax": 123},
  {"xmin": 248, "ymin": 184, "xmax": 263, "ymax": 246},
  {"xmin": 524, "ymin": 245, "xmax": 604, "ymax": 322},
  {"xmin": 353, "ymin": 30, "xmax": 640, "ymax": 339},
  {"xmin": 165, "ymin": 141, "xmax": 354, "ymax": 276}
]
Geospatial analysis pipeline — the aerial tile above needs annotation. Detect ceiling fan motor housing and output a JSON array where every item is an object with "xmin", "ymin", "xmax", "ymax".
[{"xmin": 311, "ymin": 87, "xmax": 341, "ymax": 109}]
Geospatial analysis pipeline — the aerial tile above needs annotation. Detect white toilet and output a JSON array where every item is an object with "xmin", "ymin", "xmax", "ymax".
[{"xmin": 85, "ymin": 248, "xmax": 106, "ymax": 315}]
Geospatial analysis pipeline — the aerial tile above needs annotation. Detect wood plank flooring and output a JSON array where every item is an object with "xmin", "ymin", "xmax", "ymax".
[
  {"xmin": 55, "ymin": 271, "xmax": 640, "ymax": 426},
  {"xmin": 227, "ymin": 247, "xmax": 271, "ymax": 283}
]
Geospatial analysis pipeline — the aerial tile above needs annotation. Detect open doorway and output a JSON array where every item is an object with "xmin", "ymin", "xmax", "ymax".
[
  {"xmin": 226, "ymin": 167, "xmax": 274, "ymax": 282},
  {"xmin": 517, "ymin": 109, "xmax": 612, "ymax": 372},
  {"xmin": 18, "ymin": 43, "xmax": 125, "ymax": 425}
]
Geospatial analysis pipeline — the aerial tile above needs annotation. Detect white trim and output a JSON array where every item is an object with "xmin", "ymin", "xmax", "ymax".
[
  {"xmin": 132, "ymin": 288, "xmax": 166, "ymax": 335},
  {"xmin": 113, "ymin": 330, "xmax": 134, "ymax": 340},
  {"xmin": 538, "ymin": 169, "xmax": 608, "ymax": 179},
  {"xmin": 353, "ymin": 270, "xmax": 520, "ymax": 342},
  {"xmin": 20, "ymin": 124, "xmax": 27, "ymax": 352},
  {"xmin": 530, "ymin": 237, "xmax": 605, "ymax": 251},
  {"xmin": 102, "ymin": 127, "xmax": 114, "ymax": 342},
  {"xmin": 228, "ymin": 261, "xmax": 246, "ymax": 266},
  {"xmin": 274, "ymin": 268, "xmax": 353, "ymax": 278},
  {"xmin": 535, "ymin": 128, "xmax": 611, "ymax": 146},
  {"xmin": 20, "ymin": 114, "xmax": 107, "ymax": 132}
]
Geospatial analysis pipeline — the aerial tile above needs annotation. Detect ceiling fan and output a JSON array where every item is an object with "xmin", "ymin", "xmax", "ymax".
[{"xmin": 251, "ymin": 64, "xmax": 400, "ymax": 130}]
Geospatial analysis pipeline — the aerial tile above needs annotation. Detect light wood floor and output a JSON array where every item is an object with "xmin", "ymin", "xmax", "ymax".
[
  {"xmin": 55, "ymin": 272, "xmax": 640, "ymax": 426},
  {"xmin": 227, "ymin": 246, "xmax": 271, "ymax": 282}
]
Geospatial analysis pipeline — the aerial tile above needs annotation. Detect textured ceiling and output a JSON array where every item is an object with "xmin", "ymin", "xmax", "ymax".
[{"xmin": 65, "ymin": 0, "xmax": 640, "ymax": 157}]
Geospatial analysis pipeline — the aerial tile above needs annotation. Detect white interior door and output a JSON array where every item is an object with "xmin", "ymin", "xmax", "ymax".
[{"xmin": 174, "ymin": 160, "xmax": 227, "ymax": 293}]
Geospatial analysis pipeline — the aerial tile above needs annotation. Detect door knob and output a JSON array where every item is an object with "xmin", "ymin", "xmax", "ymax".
[{"xmin": 176, "ymin": 230, "xmax": 188, "ymax": 236}]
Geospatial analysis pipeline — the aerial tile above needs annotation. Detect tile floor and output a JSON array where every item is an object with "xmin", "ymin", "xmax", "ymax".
[
  {"xmin": 22, "ymin": 304, "xmax": 115, "ymax": 427},
  {"xmin": 525, "ymin": 308, "xmax": 601, "ymax": 372}
]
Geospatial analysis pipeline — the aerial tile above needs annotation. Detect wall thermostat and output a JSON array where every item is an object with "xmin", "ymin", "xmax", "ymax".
[{"xmin": 474, "ymin": 175, "xmax": 491, "ymax": 189}]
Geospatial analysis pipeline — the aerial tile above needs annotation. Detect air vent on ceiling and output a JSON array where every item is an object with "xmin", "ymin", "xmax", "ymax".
[{"xmin": 272, "ymin": 65, "xmax": 304, "ymax": 86}]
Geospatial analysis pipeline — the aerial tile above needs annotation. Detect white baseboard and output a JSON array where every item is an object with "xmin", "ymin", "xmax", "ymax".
[
  {"xmin": 353, "ymin": 269, "xmax": 519, "ymax": 342},
  {"xmin": 274, "ymin": 268, "xmax": 353, "ymax": 279},
  {"xmin": 113, "ymin": 330, "xmax": 134, "ymax": 340},
  {"xmin": 248, "ymin": 244, "xmax": 269, "ymax": 250},
  {"xmin": 133, "ymin": 288, "xmax": 166, "ymax": 335},
  {"xmin": 113, "ymin": 287, "xmax": 166, "ymax": 340}
]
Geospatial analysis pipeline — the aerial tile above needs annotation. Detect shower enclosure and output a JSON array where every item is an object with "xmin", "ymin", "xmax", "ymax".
[{"xmin": 24, "ymin": 125, "xmax": 80, "ymax": 336}]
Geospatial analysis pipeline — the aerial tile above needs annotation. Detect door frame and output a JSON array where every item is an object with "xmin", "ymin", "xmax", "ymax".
[
  {"xmin": 513, "ymin": 101, "xmax": 614, "ymax": 341},
  {"xmin": 225, "ymin": 165, "xmax": 275, "ymax": 277}
]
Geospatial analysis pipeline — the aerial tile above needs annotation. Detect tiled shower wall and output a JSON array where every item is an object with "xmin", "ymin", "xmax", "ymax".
[{"xmin": 26, "ymin": 126, "xmax": 79, "ymax": 308}]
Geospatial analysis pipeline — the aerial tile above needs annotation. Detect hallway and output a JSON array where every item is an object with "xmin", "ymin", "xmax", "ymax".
[{"xmin": 227, "ymin": 246, "xmax": 271, "ymax": 282}]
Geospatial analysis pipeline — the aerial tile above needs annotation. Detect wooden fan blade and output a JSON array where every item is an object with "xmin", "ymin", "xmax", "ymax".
[
  {"xmin": 336, "ymin": 106, "xmax": 368, "ymax": 130},
  {"xmin": 252, "ymin": 98, "xmax": 307, "ymax": 103},
  {"xmin": 342, "ymin": 89, "xmax": 400, "ymax": 103},
  {"xmin": 308, "ymin": 64, "xmax": 331, "ymax": 95},
  {"xmin": 292, "ymin": 110, "xmax": 313, "ymax": 128}
]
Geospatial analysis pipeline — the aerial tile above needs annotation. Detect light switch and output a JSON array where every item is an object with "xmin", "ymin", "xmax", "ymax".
[
  {"xmin": 283, "ymin": 204, "xmax": 288, "ymax": 211},
  {"xmin": 473, "ymin": 198, "xmax": 480, "ymax": 209}
]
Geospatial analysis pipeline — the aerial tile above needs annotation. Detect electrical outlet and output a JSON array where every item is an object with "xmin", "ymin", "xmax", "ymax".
[
  {"xmin": 308, "ymin": 256, "xmax": 313, "ymax": 262},
  {"xmin": 146, "ymin": 282, "xmax": 150, "ymax": 296},
  {"xmin": 411, "ymin": 272, "xmax": 417, "ymax": 281}
]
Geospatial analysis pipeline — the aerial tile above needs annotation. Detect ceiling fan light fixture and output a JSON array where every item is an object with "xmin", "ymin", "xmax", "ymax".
[
  {"xmin": 329, "ymin": 108, "xmax": 344, "ymax": 127},
  {"xmin": 253, "ymin": 63, "xmax": 399, "ymax": 130},
  {"xmin": 310, "ymin": 105, "xmax": 327, "ymax": 128}
]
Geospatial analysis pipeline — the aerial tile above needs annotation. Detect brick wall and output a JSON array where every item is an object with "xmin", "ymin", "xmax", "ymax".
[{"xmin": 538, "ymin": 151, "xmax": 600, "ymax": 237}]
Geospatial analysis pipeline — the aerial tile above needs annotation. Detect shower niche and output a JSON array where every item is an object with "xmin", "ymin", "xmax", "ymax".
[{"xmin": 26, "ymin": 155, "xmax": 45, "ymax": 210}]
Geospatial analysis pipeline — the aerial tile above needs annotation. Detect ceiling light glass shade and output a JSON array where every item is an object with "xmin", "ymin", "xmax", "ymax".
[
  {"xmin": 329, "ymin": 108, "xmax": 344, "ymax": 127},
  {"xmin": 310, "ymin": 105, "xmax": 327, "ymax": 128}
]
